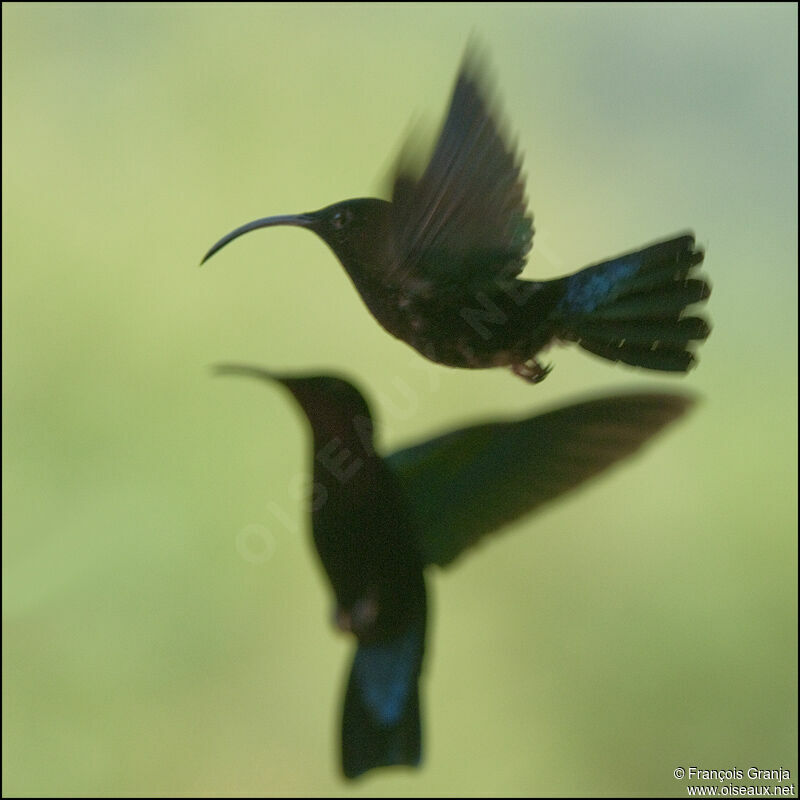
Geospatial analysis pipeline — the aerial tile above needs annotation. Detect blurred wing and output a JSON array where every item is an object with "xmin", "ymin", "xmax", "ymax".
[
  {"xmin": 389, "ymin": 50, "xmax": 533, "ymax": 287},
  {"xmin": 387, "ymin": 393, "xmax": 694, "ymax": 568}
]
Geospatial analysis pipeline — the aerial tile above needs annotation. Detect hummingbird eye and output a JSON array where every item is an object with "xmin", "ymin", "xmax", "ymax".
[{"xmin": 331, "ymin": 209, "xmax": 353, "ymax": 230}]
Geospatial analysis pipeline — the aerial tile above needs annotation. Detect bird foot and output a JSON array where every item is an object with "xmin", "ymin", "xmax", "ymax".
[{"xmin": 512, "ymin": 359, "xmax": 553, "ymax": 384}]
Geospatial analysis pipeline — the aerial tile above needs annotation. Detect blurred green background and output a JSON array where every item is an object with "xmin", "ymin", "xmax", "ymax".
[{"xmin": 3, "ymin": 3, "xmax": 797, "ymax": 796}]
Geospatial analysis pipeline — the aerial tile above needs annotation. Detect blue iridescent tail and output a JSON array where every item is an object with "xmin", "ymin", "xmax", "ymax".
[
  {"xmin": 555, "ymin": 233, "xmax": 711, "ymax": 371},
  {"xmin": 341, "ymin": 611, "xmax": 426, "ymax": 779}
]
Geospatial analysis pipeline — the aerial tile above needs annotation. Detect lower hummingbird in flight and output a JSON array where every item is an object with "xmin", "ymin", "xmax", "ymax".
[
  {"xmin": 217, "ymin": 364, "xmax": 694, "ymax": 777},
  {"xmin": 202, "ymin": 50, "xmax": 711, "ymax": 383}
]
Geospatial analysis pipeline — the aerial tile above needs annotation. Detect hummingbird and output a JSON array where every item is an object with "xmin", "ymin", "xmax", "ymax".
[
  {"xmin": 216, "ymin": 364, "xmax": 694, "ymax": 777},
  {"xmin": 202, "ymin": 51, "xmax": 711, "ymax": 383}
]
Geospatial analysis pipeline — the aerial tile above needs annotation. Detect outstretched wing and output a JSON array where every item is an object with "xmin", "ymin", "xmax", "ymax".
[
  {"xmin": 387, "ymin": 393, "xmax": 694, "ymax": 568},
  {"xmin": 388, "ymin": 49, "xmax": 533, "ymax": 288}
]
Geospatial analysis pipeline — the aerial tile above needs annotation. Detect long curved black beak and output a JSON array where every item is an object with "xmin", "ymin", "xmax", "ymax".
[
  {"xmin": 213, "ymin": 363, "xmax": 315, "ymax": 399},
  {"xmin": 214, "ymin": 363, "xmax": 287, "ymax": 386},
  {"xmin": 213, "ymin": 363, "xmax": 339, "ymax": 430},
  {"xmin": 201, "ymin": 213, "xmax": 314, "ymax": 264}
]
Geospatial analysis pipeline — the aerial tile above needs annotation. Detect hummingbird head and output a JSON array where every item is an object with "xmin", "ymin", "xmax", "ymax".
[
  {"xmin": 214, "ymin": 365, "xmax": 376, "ymax": 455},
  {"xmin": 201, "ymin": 198, "xmax": 393, "ymax": 277},
  {"xmin": 301, "ymin": 198, "xmax": 393, "ymax": 273}
]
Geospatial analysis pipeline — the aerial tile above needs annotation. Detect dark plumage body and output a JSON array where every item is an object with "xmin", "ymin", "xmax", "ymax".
[
  {"xmin": 222, "ymin": 369, "xmax": 427, "ymax": 778},
  {"xmin": 203, "ymin": 52, "xmax": 711, "ymax": 382},
  {"xmin": 218, "ymin": 365, "xmax": 694, "ymax": 777}
]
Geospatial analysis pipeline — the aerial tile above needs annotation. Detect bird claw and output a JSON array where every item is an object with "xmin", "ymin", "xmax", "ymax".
[{"xmin": 512, "ymin": 359, "xmax": 553, "ymax": 384}]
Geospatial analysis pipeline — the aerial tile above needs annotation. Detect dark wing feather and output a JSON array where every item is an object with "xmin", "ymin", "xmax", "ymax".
[
  {"xmin": 389, "ymin": 50, "xmax": 533, "ymax": 287},
  {"xmin": 387, "ymin": 393, "xmax": 694, "ymax": 568}
]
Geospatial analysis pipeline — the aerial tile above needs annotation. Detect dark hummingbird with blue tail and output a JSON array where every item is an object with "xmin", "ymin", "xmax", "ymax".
[
  {"xmin": 203, "ymin": 51, "xmax": 711, "ymax": 383},
  {"xmin": 216, "ymin": 364, "xmax": 694, "ymax": 777}
]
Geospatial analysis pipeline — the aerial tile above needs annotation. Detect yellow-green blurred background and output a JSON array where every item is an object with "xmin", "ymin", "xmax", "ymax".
[{"xmin": 3, "ymin": 3, "xmax": 797, "ymax": 796}]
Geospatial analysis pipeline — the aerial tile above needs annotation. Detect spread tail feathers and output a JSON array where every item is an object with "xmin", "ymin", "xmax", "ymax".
[{"xmin": 555, "ymin": 234, "xmax": 711, "ymax": 371}]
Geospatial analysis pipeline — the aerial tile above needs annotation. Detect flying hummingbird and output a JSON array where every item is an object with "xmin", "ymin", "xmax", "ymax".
[
  {"xmin": 217, "ymin": 364, "xmax": 694, "ymax": 777},
  {"xmin": 202, "ymin": 51, "xmax": 711, "ymax": 383}
]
